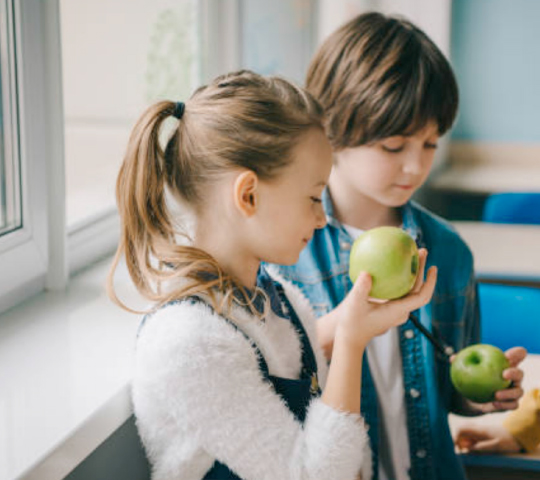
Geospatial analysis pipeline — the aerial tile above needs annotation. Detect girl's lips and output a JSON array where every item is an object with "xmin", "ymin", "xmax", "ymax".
[{"xmin": 394, "ymin": 184, "xmax": 414, "ymax": 190}]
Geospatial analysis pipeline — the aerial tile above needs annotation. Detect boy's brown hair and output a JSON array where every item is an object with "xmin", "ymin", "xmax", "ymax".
[{"xmin": 306, "ymin": 12, "xmax": 459, "ymax": 150}]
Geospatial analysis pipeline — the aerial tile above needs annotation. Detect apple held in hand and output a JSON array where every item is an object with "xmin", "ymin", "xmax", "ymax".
[
  {"xmin": 450, "ymin": 344, "xmax": 511, "ymax": 403},
  {"xmin": 348, "ymin": 226, "xmax": 419, "ymax": 300}
]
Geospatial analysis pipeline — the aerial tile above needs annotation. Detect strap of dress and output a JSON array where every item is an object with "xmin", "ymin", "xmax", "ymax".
[{"xmin": 273, "ymin": 283, "xmax": 320, "ymax": 388}]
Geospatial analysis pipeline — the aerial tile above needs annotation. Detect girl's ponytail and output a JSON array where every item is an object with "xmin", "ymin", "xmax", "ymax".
[{"xmin": 108, "ymin": 101, "xmax": 178, "ymax": 311}]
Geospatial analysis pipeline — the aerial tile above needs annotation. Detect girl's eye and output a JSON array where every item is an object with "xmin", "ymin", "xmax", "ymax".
[
  {"xmin": 425, "ymin": 142, "xmax": 438, "ymax": 150},
  {"xmin": 311, "ymin": 196, "xmax": 322, "ymax": 204},
  {"xmin": 381, "ymin": 144, "xmax": 404, "ymax": 153}
]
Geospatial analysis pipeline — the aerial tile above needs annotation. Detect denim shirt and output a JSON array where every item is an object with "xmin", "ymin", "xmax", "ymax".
[{"xmin": 272, "ymin": 188, "xmax": 480, "ymax": 480}]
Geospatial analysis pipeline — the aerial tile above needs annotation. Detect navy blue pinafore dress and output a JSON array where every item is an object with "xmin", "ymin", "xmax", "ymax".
[{"xmin": 202, "ymin": 273, "xmax": 321, "ymax": 479}]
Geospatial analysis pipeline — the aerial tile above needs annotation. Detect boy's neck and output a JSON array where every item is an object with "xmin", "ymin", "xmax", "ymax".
[{"xmin": 328, "ymin": 179, "xmax": 401, "ymax": 230}]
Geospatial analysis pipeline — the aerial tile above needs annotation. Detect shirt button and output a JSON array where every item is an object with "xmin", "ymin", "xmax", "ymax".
[
  {"xmin": 340, "ymin": 241, "xmax": 351, "ymax": 250},
  {"xmin": 416, "ymin": 449, "xmax": 427, "ymax": 459},
  {"xmin": 404, "ymin": 329, "xmax": 415, "ymax": 339},
  {"xmin": 409, "ymin": 388, "xmax": 421, "ymax": 399}
]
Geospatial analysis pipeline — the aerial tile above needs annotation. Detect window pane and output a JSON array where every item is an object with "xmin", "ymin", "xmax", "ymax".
[
  {"xmin": 241, "ymin": 0, "xmax": 317, "ymax": 83},
  {"xmin": 0, "ymin": 0, "xmax": 22, "ymax": 237},
  {"xmin": 60, "ymin": 0, "xmax": 200, "ymax": 228}
]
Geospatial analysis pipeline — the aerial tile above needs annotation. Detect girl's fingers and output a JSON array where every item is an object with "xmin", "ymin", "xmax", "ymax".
[
  {"xmin": 411, "ymin": 248, "xmax": 428, "ymax": 293},
  {"xmin": 351, "ymin": 271, "xmax": 372, "ymax": 299},
  {"xmin": 382, "ymin": 266, "xmax": 437, "ymax": 318},
  {"xmin": 403, "ymin": 265, "xmax": 438, "ymax": 311}
]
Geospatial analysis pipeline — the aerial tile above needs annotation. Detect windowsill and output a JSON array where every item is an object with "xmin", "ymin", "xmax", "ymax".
[{"xmin": 0, "ymin": 257, "xmax": 143, "ymax": 480}]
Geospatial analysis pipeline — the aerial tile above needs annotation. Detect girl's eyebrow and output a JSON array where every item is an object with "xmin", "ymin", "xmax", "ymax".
[{"xmin": 314, "ymin": 181, "xmax": 327, "ymax": 187}]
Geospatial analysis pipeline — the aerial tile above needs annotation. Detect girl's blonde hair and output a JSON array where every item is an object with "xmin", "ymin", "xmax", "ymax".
[{"xmin": 107, "ymin": 70, "xmax": 323, "ymax": 314}]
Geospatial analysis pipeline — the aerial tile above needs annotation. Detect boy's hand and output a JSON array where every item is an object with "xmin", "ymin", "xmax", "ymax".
[
  {"xmin": 459, "ymin": 347, "xmax": 527, "ymax": 414},
  {"xmin": 455, "ymin": 424, "xmax": 522, "ymax": 453}
]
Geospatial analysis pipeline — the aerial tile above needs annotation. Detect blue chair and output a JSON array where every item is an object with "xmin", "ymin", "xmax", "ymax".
[
  {"xmin": 479, "ymin": 282, "xmax": 540, "ymax": 354},
  {"xmin": 482, "ymin": 192, "xmax": 540, "ymax": 225}
]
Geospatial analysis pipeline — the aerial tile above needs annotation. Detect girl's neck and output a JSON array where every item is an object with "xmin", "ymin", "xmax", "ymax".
[
  {"xmin": 193, "ymin": 228, "xmax": 259, "ymax": 290},
  {"xmin": 328, "ymin": 177, "xmax": 401, "ymax": 231}
]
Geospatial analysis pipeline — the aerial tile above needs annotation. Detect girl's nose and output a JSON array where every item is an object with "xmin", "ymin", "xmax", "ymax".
[{"xmin": 314, "ymin": 203, "xmax": 327, "ymax": 229}]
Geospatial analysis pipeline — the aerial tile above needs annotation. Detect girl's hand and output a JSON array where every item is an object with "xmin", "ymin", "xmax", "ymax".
[
  {"xmin": 455, "ymin": 424, "xmax": 522, "ymax": 453},
  {"xmin": 335, "ymin": 248, "xmax": 437, "ymax": 349}
]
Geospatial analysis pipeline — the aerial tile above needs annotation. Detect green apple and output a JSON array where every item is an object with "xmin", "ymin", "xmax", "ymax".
[
  {"xmin": 450, "ymin": 344, "xmax": 511, "ymax": 403},
  {"xmin": 348, "ymin": 226, "xmax": 419, "ymax": 299}
]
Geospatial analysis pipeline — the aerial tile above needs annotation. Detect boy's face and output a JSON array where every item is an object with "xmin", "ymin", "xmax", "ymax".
[{"xmin": 332, "ymin": 122, "xmax": 439, "ymax": 208}]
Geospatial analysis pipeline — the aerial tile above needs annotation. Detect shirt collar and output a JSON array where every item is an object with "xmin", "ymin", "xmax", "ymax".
[
  {"xmin": 401, "ymin": 202, "xmax": 425, "ymax": 246},
  {"xmin": 322, "ymin": 187, "xmax": 424, "ymax": 246},
  {"xmin": 322, "ymin": 187, "xmax": 342, "ymax": 229}
]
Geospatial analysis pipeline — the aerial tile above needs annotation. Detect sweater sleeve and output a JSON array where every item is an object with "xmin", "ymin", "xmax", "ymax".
[
  {"xmin": 133, "ymin": 302, "xmax": 371, "ymax": 480},
  {"xmin": 503, "ymin": 388, "xmax": 540, "ymax": 452}
]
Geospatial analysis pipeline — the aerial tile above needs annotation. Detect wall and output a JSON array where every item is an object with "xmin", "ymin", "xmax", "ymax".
[{"xmin": 451, "ymin": 0, "xmax": 540, "ymax": 143}]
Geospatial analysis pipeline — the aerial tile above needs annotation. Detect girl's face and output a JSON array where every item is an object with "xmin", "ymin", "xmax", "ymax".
[
  {"xmin": 332, "ymin": 122, "xmax": 439, "ymax": 208},
  {"xmin": 254, "ymin": 128, "xmax": 333, "ymax": 265}
]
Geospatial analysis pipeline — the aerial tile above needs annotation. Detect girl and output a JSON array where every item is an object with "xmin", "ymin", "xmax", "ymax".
[{"xmin": 108, "ymin": 70, "xmax": 437, "ymax": 480}]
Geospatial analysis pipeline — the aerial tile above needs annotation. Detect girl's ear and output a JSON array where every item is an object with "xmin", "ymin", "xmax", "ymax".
[{"xmin": 233, "ymin": 170, "xmax": 258, "ymax": 217}]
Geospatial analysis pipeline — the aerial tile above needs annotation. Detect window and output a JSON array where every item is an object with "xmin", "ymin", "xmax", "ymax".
[
  {"xmin": 0, "ymin": 0, "xmax": 240, "ymax": 315},
  {"xmin": 0, "ymin": 0, "xmax": 207, "ymax": 313},
  {"xmin": 61, "ymin": 0, "xmax": 201, "ymax": 228},
  {"xmin": 60, "ymin": 0, "xmax": 203, "ymax": 273},
  {"xmin": 0, "ymin": 0, "xmax": 21, "ymax": 238},
  {"xmin": 0, "ymin": 0, "xmax": 317, "ymax": 316},
  {"xmin": 0, "ymin": 0, "xmax": 53, "ymax": 314}
]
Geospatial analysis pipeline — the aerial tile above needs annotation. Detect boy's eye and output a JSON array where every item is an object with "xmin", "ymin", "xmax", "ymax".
[
  {"xmin": 381, "ymin": 144, "xmax": 404, "ymax": 153},
  {"xmin": 425, "ymin": 142, "xmax": 438, "ymax": 150},
  {"xmin": 311, "ymin": 196, "xmax": 322, "ymax": 203}
]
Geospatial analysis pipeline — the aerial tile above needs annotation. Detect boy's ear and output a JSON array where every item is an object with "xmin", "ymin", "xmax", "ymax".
[{"xmin": 233, "ymin": 170, "xmax": 258, "ymax": 217}]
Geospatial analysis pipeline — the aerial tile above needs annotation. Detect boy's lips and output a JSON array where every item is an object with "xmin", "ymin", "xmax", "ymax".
[{"xmin": 394, "ymin": 184, "xmax": 414, "ymax": 190}]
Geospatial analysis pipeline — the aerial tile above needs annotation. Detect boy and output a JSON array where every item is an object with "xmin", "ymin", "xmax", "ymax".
[{"xmin": 274, "ymin": 12, "xmax": 526, "ymax": 480}]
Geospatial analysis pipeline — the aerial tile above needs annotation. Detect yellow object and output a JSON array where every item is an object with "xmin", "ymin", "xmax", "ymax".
[{"xmin": 503, "ymin": 388, "xmax": 540, "ymax": 452}]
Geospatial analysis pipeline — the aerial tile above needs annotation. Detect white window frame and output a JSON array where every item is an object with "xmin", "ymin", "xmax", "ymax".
[
  {"xmin": 0, "ymin": 0, "xmax": 241, "ymax": 316},
  {"xmin": 0, "ymin": 0, "xmax": 66, "ymax": 315}
]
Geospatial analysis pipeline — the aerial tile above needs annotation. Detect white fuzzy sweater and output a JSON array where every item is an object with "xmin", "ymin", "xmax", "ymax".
[{"xmin": 133, "ymin": 271, "xmax": 372, "ymax": 480}]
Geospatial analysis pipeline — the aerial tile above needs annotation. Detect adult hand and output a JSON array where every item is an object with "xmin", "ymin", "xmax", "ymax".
[{"xmin": 455, "ymin": 423, "xmax": 522, "ymax": 453}]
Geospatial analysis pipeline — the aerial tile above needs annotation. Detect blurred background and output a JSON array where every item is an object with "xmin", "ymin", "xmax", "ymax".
[{"xmin": 57, "ymin": 0, "xmax": 540, "ymax": 228}]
